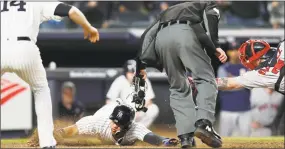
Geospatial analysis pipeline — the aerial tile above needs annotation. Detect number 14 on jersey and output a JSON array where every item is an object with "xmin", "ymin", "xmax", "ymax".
[{"xmin": 1, "ymin": 1, "xmax": 26, "ymax": 12}]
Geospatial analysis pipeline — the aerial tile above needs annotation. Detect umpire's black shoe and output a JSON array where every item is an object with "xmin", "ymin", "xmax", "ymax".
[
  {"xmin": 194, "ymin": 119, "xmax": 222, "ymax": 148},
  {"xmin": 42, "ymin": 146, "xmax": 55, "ymax": 148},
  {"xmin": 178, "ymin": 133, "xmax": 195, "ymax": 148}
]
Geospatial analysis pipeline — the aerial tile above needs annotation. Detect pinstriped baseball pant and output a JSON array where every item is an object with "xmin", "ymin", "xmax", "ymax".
[{"xmin": 1, "ymin": 40, "xmax": 56, "ymax": 147}]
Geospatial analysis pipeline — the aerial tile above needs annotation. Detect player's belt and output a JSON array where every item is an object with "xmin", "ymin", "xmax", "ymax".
[{"xmin": 17, "ymin": 36, "xmax": 31, "ymax": 41}]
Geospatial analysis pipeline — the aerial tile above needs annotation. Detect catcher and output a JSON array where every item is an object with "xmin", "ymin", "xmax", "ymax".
[
  {"xmin": 28, "ymin": 99, "xmax": 178, "ymax": 147},
  {"xmin": 189, "ymin": 39, "xmax": 284, "ymax": 95}
]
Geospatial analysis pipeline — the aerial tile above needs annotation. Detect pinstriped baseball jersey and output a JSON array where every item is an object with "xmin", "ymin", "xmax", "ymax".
[
  {"xmin": 234, "ymin": 41, "xmax": 284, "ymax": 94},
  {"xmin": 75, "ymin": 101, "xmax": 151, "ymax": 145},
  {"xmin": 1, "ymin": 1, "xmax": 63, "ymax": 88},
  {"xmin": 1, "ymin": 1, "xmax": 63, "ymax": 42}
]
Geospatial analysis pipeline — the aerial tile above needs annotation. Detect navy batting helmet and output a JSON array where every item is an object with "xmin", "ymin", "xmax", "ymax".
[
  {"xmin": 123, "ymin": 59, "xmax": 136, "ymax": 74},
  {"xmin": 109, "ymin": 104, "xmax": 135, "ymax": 130}
]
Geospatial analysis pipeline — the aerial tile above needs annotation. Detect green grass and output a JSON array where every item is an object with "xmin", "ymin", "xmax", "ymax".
[{"xmin": 1, "ymin": 138, "xmax": 28, "ymax": 144}]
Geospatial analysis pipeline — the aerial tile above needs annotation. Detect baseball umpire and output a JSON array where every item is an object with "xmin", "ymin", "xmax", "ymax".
[{"xmin": 136, "ymin": 1, "xmax": 227, "ymax": 148}]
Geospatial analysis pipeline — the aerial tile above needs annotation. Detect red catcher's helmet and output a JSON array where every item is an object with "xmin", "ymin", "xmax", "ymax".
[{"xmin": 238, "ymin": 39, "xmax": 271, "ymax": 70}]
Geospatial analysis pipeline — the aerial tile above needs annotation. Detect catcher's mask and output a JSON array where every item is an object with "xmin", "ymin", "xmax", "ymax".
[
  {"xmin": 238, "ymin": 39, "xmax": 271, "ymax": 70},
  {"xmin": 109, "ymin": 104, "xmax": 135, "ymax": 139}
]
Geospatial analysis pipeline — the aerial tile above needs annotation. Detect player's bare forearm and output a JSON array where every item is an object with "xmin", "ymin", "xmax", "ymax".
[
  {"xmin": 56, "ymin": 125, "xmax": 79, "ymax": 138},
  {"xmin": 68, "ymin": 6, "xmax": 99, "ymax": 43},
  {"xmin": 68, "ymin": 7, "xmax": 92, "ymax": 29},
  {"xmin": 27, "ymin": 124, "xmax": 79, "ymax": 147},
  {"xmin": 216, "ymin": 77, "xmax": 244, "ymax": 90}
]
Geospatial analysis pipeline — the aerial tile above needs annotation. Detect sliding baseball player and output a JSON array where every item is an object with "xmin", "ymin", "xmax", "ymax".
[{"xmin": 28, "ymin": 99, "xmax": 178, "ymax": 147}]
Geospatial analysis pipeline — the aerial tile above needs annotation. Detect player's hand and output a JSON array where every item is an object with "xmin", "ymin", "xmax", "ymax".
[
  {"xmin": 162, "ymin": 138, "xmax": 179, "ymax": 146},
  {"xmin": 215, "ymin": 48, "xmax": 227, "ymax": 63},
  {"xmin": 140, "ymin": 69, "xmax": 147, "ymax": 80},
  {"xmin": 83, "ymin": 26, "xmax": 100, "ymax": 43},
  {"xmin": 251, "ymin": 121, "xmax": 262, "ymax": 129}
]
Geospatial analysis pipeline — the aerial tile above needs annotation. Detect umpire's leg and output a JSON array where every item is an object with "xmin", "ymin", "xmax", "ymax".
[
  {"xmin": 178, "ymin": 28, "xmax": 218, "ymax": 123},
  {"xmin": 155, "ymin": 24, "xmax": 197, "ymax": 145},
  {"xmin": 177, "ymin": 24, "xmax": 222, "ymax": 148}
]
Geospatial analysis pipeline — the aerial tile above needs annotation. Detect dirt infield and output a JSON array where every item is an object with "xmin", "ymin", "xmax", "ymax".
[
  {"xmin": 1, "ymin": 137, "xmax": 284, "ymax": 148},
  {"xmin": 1, "ymin": 124, "xmax": 284, "ymax": 148}
]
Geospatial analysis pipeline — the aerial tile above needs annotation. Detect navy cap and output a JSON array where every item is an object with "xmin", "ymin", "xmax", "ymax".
[{"xmin": 228, "ymin": 41, "xmax": 242, "ymax": 50}]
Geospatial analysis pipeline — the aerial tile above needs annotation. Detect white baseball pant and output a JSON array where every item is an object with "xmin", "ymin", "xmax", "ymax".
[
  {"xmin": 1, "ymin": 39, "xmax": 56, "ymax": 147},
  {"xmin": 135, "ymin": 103, "xmax": 159, "ymax": 128},
  {"xmin": 219, "ymin": 110, "xmax": 252, "ymax": 137},
  {"xmin": 251, "ymin": 127, "xmax": 272, "ymax": 137}
]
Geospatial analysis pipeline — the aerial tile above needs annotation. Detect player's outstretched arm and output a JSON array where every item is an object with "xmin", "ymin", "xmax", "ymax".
[
  {"xmin": 188, "ymin": 76, "xmax": 244, "ymax": 92},
  {"xmin": 142, "ymin": 132, "xmax": 178, "ymax": 147},
  {"xmin": 27, "ymin": 124, "xmax": 79, "ymax": 147},
  {"xmin": 67, "ymin": 6, "xmax": 100, "ymax": 43},
  {"xmin": 216, "ymin": 77, "xmax": 244, "ymax": 90},
  {"xmin": 56, "ymin": 125, "xmax": 79, "ymax": 138}
]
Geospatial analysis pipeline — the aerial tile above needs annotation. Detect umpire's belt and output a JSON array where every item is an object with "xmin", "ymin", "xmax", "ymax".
[{"xmin": 158, "ymin": 20, "xmax": 192, "ymax": 31}]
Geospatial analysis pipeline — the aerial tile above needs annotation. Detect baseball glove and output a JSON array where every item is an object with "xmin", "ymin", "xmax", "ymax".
[{"xmin": 162, "ymin": 138, "xmax": 179, "ymax": 147}]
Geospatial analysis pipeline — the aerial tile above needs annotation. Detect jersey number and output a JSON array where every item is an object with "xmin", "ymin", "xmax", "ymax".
[
  {"xmin": 258, "ymin": 60, "xmax": 284, "ymax": 75},
  {"xmin": 1, "ymin": 1, "xmax": 26, "ymax": 12}
]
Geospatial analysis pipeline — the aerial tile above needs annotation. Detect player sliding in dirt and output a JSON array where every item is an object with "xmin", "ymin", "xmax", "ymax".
[
  {"xmin": 28, "ymin": 99, "xmax": 179, "ymax": 147},
  {"xmin": 189, "ymin": 39, "xmax": 284, "ymax": 95}
]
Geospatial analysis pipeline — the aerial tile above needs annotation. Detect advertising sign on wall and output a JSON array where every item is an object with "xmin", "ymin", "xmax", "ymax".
[{"xmin": 1, "ymin": 73, "xmax": 33, "ymax": 131}]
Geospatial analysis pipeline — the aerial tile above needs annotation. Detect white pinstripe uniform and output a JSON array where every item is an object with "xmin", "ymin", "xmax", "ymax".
[
  {"xmin": 75, "ymin": 100, "xmax": 151, "ymax": 145},
  {"xmin": 1, "ymin": 1, "xmax": 64, "ymax": 147},
  {"xmin": 234, "ymin": 41, "xmax": 285, "ymax": 94}
]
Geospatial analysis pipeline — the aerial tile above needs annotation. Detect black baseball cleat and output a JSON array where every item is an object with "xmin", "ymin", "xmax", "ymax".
[
  {"xmin": 194, "ymin": 119, "xmax": 222, "ymax": 148},
  {"xmin": 42, "ymin": 146, "xmax": 55, "ymax": 148},
  {"xmin": 178, "ymin": 133, "xmax": 195, "ymax": 148}
]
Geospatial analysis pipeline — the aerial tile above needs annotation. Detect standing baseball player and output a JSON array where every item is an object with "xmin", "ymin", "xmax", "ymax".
[
  {"xmin": 250, "ymin": 88, "xmax": 284, "ymax": 137},
  {"xmin": 1, "ymin": 1, "xmax": 99, "ymax": 148},
  {"xmin": 106, "ymin": 60, "xmax": 159, "ymax": 128},
  {"xmin": 214, "ymin": 39, "xmax": 284, "ymax": 94},
  {"xmin": 28, "ymin": 99, "xmax": 178, "ymax": 147},
  {"xmin": 136, "ymin": 1, "xmax": 226, "ymax": 148}
]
